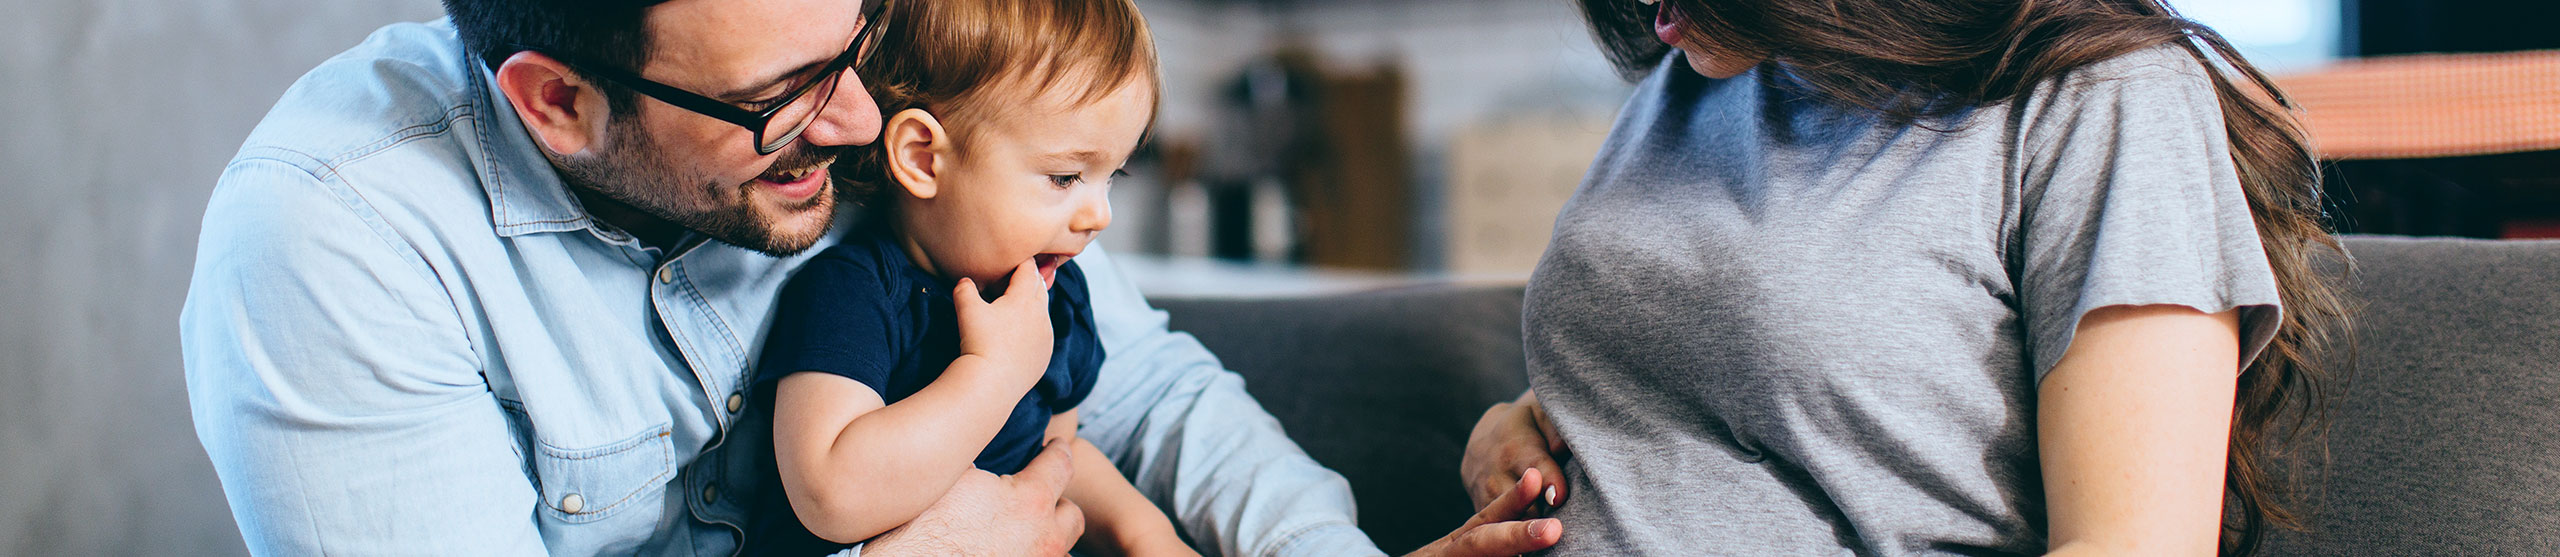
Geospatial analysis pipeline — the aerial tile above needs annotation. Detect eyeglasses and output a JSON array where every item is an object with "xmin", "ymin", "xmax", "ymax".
[{"xmin": 515, "ymin": 0, "xmax": 887, "ymax": 155}]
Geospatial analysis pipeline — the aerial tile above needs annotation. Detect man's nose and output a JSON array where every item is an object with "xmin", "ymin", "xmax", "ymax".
[{"xmin": 795, "ymin": 71, "xmax": 881, "ymax": 148}]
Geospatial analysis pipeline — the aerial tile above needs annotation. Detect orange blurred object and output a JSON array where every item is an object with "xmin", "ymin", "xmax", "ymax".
[{"xmin": 2274, "ymin": 50, "xmax": 2560, "ymax": 160}]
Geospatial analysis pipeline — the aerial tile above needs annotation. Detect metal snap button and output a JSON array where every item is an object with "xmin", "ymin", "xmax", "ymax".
[
  {"xmin": 703, "ymin": 484, "xmax": 719, "ymax": 504},
  {"xmin": 727, "ymin": 393, "xmax": 744, "ymax": 414},
  {"xmin": 657, "ymin": 267, "xmax": 675, "ymax": 284},
  {"xmin": 560, "ymin": 493, "xmax": 585, "ymax": 514}
]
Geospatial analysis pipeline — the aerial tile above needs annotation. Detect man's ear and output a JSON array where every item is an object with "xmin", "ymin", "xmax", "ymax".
[
  {"xmin": 494, "ymin": 51, "xmax": 613, "ymax": 156},
  {"xmin": 883, "ymin": 108, "xmax": 950, "ymax": 200}
]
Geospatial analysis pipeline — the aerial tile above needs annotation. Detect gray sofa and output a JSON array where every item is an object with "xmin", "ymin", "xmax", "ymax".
[{"xmin": 1157, "ymin": 235, "xmax": 2560, "ymax": 555}]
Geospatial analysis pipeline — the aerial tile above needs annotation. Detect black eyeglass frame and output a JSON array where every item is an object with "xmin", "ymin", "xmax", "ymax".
[{"xmin": 509, "ymin": 0, "xmax": 886, "ymax": 155}]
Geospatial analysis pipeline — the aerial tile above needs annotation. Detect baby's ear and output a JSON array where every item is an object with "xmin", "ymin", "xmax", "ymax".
[{"xmin": 883, "ymin": 108, "xmax": 949, "ymax": 200}]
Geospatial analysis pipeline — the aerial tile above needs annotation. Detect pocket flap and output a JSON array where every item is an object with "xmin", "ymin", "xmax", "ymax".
[{"xmin": 531, "ymin": 423, "xmax": 674, "ymax": 523}]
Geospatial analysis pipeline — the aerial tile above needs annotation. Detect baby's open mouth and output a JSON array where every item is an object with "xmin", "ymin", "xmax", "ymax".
[{"xmin": 1032, "ymin": 253, "xmax": 1074, "ymax": 286}]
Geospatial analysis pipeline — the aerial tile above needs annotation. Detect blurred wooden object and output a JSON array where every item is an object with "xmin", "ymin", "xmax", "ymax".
[
  {"xmin": 1445, "ymin": 115, "xmax": 1611, "ymax": 274},
  {"xmin": 2275, "ymin": 50, "xmax": 2560, "ymax": 239},
  {"xmin": 1298, "ymin": 63, "xmax": 1413, "ymax": 270},
  {"xmin": 2275, "ymin": 50, "xmax": 2560, "ymax": 160}
]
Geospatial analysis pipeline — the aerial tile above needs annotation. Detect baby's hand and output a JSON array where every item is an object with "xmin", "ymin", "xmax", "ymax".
[{"xmin": 953, "ymin": 259, "xmax": 1054, "ymax": 385}]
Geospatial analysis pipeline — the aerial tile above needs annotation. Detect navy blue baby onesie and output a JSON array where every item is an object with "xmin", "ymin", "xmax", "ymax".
[{"xmin": 746, "ymin": 221, "xmax": 1103, "ymax": 554}]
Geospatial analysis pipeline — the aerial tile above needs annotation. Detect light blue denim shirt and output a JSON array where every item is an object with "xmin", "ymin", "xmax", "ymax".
[{"xmin": 181, "ymin": 19, "xmax": 1382, "ymax": 557}]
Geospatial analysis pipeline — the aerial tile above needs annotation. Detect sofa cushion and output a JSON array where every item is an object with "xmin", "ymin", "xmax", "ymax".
[
  {"xmin": 1158, "ymin": 284, "xmax": 1528, "ymax": 553},
  {"xmin": 2263, "ymin": 236, "xmax": 2560, "ymax": 555}
]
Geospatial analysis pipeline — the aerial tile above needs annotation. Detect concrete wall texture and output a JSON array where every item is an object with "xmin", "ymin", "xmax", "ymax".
[{"xmin": 1, "ymin": 0, "xmax": 444, "ymax": 553}]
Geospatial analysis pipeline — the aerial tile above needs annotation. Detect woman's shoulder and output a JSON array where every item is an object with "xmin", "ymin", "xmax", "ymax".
[
  {"xmin": 2043, "ymin": 43, "xmax": 2218, "ymax": 100},
  {"xmin": 2011, "ymin": 43, "xmax": 2227, "ymax": 148}
]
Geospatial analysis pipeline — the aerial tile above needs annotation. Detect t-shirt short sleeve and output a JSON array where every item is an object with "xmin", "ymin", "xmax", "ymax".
[
  {"xmin": 756, "ymin": 252, "xmax": 904, "ymax": 396},
  {"xmin": 2015, "ymin": 50, "xmax": 2286, "ymax": 383}
]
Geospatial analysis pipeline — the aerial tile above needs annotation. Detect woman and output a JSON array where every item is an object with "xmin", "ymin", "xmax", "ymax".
[{"xmin": 1461, "ymin": 0, "xmax": 2348, "ymax": 554}]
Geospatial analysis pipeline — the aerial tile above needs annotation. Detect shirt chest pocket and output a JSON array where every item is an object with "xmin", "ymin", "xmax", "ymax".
[{"xmin": 531, "ymin": 423, "xmax": 676, "ymax": 524}]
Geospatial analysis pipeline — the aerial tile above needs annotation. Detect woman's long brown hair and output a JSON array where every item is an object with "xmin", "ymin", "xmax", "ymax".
[{"xmin": 1573, "ymin": 0, "xmax": 2352, "ymax": 554}]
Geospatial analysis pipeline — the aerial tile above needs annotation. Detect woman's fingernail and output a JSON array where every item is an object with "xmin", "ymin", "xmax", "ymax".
[{"xmin": 1544, "ymin": 485, "xmax": 1558, "ymax": 505}]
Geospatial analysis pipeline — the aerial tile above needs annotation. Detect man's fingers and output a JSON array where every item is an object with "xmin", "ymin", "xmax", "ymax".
[
  {"xmin": 1011, "ymin": 440, "xmax": 1076, "ymax": 499},
  {"xmin": 1473, "ymin": 468, "xmax": 1521, "ymax": 513},
  {"xmin": 1466, "ymin": 467, "xmax": 1547, "ymax": 531},
  {"xmin": 1044, "ymin": 498, "xmax": 1086, "ymax": 556},
  {"xmin": 1448, "ymin": 518, "xmax": 1563, "ymax": 556}
]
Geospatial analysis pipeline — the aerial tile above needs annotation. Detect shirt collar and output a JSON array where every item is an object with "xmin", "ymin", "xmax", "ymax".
[{"xmin": 466, "ymin": 62, "xmax": 602, "ymax": 238}]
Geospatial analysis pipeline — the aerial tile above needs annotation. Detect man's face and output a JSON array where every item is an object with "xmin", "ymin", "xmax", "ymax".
[{"xmin": 555, "ymin": 0, "xmax": 881, "ymax": 256}]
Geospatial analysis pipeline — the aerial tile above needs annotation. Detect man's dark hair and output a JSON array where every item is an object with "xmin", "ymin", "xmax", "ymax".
[{"xmin": 442, "ymin": 0, "xmax": 673, "ymax": 111}]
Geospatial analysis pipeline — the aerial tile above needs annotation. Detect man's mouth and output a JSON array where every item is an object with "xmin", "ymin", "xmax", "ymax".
[{"xmin": 755, "ymin": 164, "xmax": 828, "ymax": 202}]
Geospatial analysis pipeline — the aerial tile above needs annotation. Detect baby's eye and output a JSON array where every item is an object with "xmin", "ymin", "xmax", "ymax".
[{"xmin": 1047, "ymin": 174, "xmax": 1080, "ymax": 188}]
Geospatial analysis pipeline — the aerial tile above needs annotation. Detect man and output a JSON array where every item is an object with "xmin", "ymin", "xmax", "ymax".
[{"xmin": 179, "ymin": 0, "xmax": 1559, "ymax": 554}]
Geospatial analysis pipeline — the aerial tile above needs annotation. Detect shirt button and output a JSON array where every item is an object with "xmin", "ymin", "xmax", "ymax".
[
  {"xmin": 702, "ymin": 483, "xmax": 719, "ymax": 504},
  {"xmin": 559, "ymin": 493, "xmax": 585, "ymax": 514},
  {"xmin": 726, "ymin": 393, "xmax": 744, "ymax": 414},
  {"xmin": 657, "ymin": 267, "xmax": 675, "ymax": 284}
]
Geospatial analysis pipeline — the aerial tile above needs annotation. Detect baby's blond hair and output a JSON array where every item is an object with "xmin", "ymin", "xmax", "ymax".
[{"xmin": 834, "ymin": 0, "xmax": 1162, "ymax": 204}]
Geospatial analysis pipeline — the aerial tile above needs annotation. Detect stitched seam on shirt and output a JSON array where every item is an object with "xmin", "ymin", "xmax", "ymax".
[
  {"xmin": 653, "ymin": 277, "xmax": 725, "ymax": 423},
  {"xmin": 319, "ymin": 103, "xmax": 469, "ymax": 170},
  {"xmin": 1260, "ymin": 519, "xmax": 1362, "ymax": 557},
  {"xmin": 536, "ymin": 426, "xmax": 675, "ymax": 518},
  {"xmin": 675, "ymin": 274, "xmax": 747, "ymax": 431},
  {"xmin": 676, "ymin": 270, "xmax": 748, "ymax": 370},
  {"xmin": 230, "ymin": 150, "xmax": 483, "ymax": 378},
  {"xmin": 316, "ymin": 103, "xmax": 485, "ymax": 360}
]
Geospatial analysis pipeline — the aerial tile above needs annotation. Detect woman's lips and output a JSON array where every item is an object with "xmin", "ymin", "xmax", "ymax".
[
  {"xmin": 1654, "ymin": 4, "xmax": 1684, "ymax": 47},
  {"xmin": 756, "ymin": 166, "xmax": 827, "ymax": 202}
]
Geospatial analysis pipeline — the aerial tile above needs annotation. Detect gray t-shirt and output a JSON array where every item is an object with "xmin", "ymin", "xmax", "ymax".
[{"xmin": 1525, "ymin": 46, "xmax": 2283, "ymax": 555}]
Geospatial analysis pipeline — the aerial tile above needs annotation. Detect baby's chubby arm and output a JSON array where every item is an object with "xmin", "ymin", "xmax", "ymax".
[
  {"xmin": 1050, "ymin": 410, "xmax": 1199, "ymax": 557},
  {"xmin": 771, "ymin": 260, "xmax": 1059, "ymax": 544}
]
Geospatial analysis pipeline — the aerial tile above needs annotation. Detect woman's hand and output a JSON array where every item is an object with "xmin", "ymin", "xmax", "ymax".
[
  {"xmin": 1461, "ymin": 390, "xmax": 1569, "ymax": 511},
  {"xmin": 1406, "ymin": 467, "xmax": 1565, "ymax": 557}
]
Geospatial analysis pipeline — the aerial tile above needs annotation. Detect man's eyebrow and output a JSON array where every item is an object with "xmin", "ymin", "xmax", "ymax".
[
  {"xmin": 714, "ymin": 55, "xmax": 833, "ymax": 101},
  {"xmin": 718, "ymin": 13, "xmax": 873, "ymax": 101}
]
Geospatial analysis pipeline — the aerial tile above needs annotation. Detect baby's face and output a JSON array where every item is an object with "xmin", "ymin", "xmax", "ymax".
[{"xmin": 907, "ymin": 76, "xmax": 1153, "ymax": 289}]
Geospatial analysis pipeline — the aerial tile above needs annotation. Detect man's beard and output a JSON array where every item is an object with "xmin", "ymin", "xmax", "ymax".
[{"xmin": 555, "ymin": 120, "xmax": 844, "ymax": 257}]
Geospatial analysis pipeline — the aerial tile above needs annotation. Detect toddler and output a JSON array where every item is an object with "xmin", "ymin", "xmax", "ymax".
[{"xmin": 748, "ymin": 0, "xmax": 1185, "ymax": 555}]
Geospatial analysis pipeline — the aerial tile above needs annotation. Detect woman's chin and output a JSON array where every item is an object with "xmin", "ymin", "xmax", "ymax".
[{"xmin": 1680, "ymin": 47, "xmax": 1758, "ymax": 79}]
